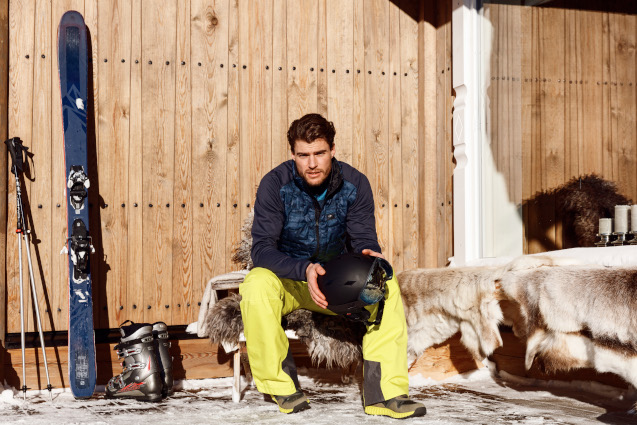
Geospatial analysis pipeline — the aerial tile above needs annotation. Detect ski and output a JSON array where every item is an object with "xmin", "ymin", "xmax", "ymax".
[{"xmin": 57, "ymin": 10, "xmax": 96, "ymax": 399}]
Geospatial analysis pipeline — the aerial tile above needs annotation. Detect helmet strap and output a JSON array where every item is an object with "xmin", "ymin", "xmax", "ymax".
[{"xmin": 369, "ymin": 298, "xmax": 385, "ymax": 326}]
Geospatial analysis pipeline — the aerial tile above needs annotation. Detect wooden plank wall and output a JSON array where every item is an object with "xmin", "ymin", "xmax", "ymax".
[
  {"xmin": 0, "ymin": 0, "xmax": 9, "ymax": 383},
  {"xmin": 5, "ymin": 0, "xmax": 453, "ymax": 333},
  {"xmin": 485, "ymin": 2, "xmax": 636, "ymax": 253}
]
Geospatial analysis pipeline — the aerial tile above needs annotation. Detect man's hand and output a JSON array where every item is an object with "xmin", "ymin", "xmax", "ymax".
[
  {"xmin": 306, "ymin": 263, "xmax": 328, "ymax": 309},
  {"xmin": 362, "ymin": 248, "xmax": 386, "ymax": 260}
]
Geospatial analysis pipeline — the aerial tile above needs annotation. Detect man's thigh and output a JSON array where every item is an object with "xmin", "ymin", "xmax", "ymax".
[
  {"xmin": 241, "ymin": 267, "xmax": 334, "ymax": 316},
  {"xmin": 279, "ymin": 276, "xmax": 335, "ymax": 316}
]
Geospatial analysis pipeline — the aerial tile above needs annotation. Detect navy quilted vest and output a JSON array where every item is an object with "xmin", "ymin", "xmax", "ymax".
[{"xmin": 278, "ymin": 160, "xmax": 357, "ymax": 263}]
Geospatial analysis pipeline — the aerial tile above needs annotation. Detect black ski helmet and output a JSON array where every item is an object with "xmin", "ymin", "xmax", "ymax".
[{"xmin": 317, "ymin": 253, "xmax": 393, "ymax": 324}]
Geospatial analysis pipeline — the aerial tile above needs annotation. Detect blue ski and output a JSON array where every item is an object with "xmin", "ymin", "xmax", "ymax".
[{"xmin": 57, "ymin": 10, "xmax": 96, "ymax": 399}]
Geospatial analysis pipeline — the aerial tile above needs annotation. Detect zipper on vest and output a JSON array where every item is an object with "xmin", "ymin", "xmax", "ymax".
[{"xmin": 312, "ymin": 198, "xmax": 321, "ymax": 257}]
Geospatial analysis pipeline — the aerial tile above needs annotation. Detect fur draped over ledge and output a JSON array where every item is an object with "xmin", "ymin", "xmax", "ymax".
[
  {"xmin": 398, "ymin": 266, "xmax": 505, "ymax": 361},
  {"xmin": 500, "ymin": 262, "xmax": 637, "ymax": 382},
  {"xmin": 398, "ymin": 254, "xmax": 637, "ymax": 401}
]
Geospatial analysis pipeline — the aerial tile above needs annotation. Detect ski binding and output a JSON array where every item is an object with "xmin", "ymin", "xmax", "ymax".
[
  {"xmin": 60, "ymin": 219, "xmax": 95, "ymax": 283},
  {"xmin": 67, "ymin": 165, "xmax": 90, "ymax": 212}
]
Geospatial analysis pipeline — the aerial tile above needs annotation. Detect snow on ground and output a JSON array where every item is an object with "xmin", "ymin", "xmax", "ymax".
[{"xmin": 0, "ymin": 366, "xmax": 635, "ymax": 424}]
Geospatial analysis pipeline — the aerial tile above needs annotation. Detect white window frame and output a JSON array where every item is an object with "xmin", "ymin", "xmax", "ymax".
[
  {"xmin": 452, "ymin": 0, "xmax": 483, "ymax": 266},
  {"xmin": 452, "ymin": 0, "xmax": 526, "ymax": 265}
]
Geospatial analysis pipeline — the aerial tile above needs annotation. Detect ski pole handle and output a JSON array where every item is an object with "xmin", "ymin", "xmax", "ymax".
[{"xmin": 4, "ymin": 137, "xmax": 28, "ymax": 175}]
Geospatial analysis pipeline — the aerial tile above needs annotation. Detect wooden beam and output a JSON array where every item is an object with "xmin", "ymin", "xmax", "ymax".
[
  {"xmin": 3, "ymin": 338, "xmax": 235, "ymax": 390},
  {"xmin": 409, "ymin": 333, "xmax": 484, "ymax": 380},
  {"xmin": 0, "ymin": 0, "xmax": 9, "ymax": 385},
  {"xmin": 2, "ymin": 336, "xmax": 322, "ymax": 390}
]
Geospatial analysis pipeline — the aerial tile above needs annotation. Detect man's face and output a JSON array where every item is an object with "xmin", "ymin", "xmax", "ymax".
[{"xmin": 292, "ymin": 138, "xmax": 335, "ymax": 187}]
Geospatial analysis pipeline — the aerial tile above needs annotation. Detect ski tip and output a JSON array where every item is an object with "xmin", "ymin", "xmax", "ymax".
[{"xmin": 59, "ymin": 10, "xmax": 86, "ymax": 27}]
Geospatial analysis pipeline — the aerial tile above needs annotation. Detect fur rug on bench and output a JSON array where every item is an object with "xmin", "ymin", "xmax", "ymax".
[
  {"xmin": 501, "ymin": 260, "xmax": 637, "ymax": 384},
  {"xmin": 206, "ymin": 293, "xmax": 366, "ymax": 369}
]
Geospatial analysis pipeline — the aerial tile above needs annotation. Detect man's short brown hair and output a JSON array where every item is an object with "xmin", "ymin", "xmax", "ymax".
[{"xmin": 287, "ymin": 113, "xmax": 336, "ymax": 153}]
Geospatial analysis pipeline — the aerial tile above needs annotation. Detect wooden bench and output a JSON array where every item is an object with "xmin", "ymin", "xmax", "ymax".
[{"xmin": 200, "ymin": 273, "xmax": 249, "ymax": 402}]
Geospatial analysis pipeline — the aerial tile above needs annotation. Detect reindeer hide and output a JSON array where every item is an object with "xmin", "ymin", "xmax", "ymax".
[
  {"xmin": 500, "ymin": 261, "xmax": 637, "ymax": 392},
  {"xmin": 398, "ymin": 266, "xmax": 504, "ymax": 361}
]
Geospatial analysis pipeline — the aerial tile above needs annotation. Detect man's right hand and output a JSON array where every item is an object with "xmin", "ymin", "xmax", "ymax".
[{"xmin": 306, "ymin": 263, "xmax": 328, "ymax": 309}]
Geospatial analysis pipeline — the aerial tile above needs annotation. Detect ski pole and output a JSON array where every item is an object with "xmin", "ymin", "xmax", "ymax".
[
  {"xmin": 15, "ymin": 172, "xmax": 27, "ymax": 400},
  {"xmin": 19, "ymin": 193, "xmax": 54, "ymax": 401},
  {"xmin": 6, "ymin": 137, "xmax": 29, "ymax": 400},
  {"xmin": 5, "ymin": 137, "xmax": 53, "ymax": 401}
]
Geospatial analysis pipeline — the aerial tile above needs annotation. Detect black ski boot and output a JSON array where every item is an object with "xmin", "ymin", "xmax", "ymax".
[
  {"xmin": 152, "ymin": 322, "xmax": 174, "ymax": 397},
  {"xmin": 106, "ymin": 321, "xmax": 163, "ymax": 402}
]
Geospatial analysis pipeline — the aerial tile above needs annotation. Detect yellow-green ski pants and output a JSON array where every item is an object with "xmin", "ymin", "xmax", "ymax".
[{"xmin": 239, "ymin": 267, "xmax": 409, "ymax": 405}]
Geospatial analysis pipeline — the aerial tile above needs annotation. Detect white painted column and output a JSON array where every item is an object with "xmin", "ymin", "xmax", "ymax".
[{"xmin": 451, "ymin": 0, "xmax": 482, "ymax": 266}]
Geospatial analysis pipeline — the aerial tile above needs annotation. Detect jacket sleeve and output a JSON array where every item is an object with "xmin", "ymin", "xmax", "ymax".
[
  {"xmin": 346, "ymin": 172, "xmax": 382, "ymax": 254},
  {"xmin": 250, "ymin": 174, "xmax": 312, "ymax": 282}
]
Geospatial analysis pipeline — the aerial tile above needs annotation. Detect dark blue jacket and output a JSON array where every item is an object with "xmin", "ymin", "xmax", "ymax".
[{"xmin": 251, "ymin": 159, "xmax": 381, "ymax": 281}]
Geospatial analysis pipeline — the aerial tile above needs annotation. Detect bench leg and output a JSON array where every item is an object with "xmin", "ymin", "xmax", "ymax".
[
  {"xmin": 240, "ymin": 349, "xmax": 251, "ymax": 381},
  {"xmin": 232, "ymin": 350, "xmax": 241, "ymax": 402}
]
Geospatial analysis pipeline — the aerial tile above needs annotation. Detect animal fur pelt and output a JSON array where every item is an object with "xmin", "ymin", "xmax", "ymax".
[
  {"xmin": 398, "ymin": 255, "xmax": 586, "ymax": 362},
  {"xmin": 398, "ymin": 266, "xmax": 505, "ymax": 361},
  {"xmin": 205, "ymin": 293, "xmax": 365, "ymax": 369},
  {"xmin": 500, "ymin": 261, "xmax": 637, "ymax": 395},
  {"xmin": 285, "ymin": 310, "xmax": 365, "ymax": 369},
  {"xmin": 524, "ymin": 174, "xmax": 632, "ymax": 249},
  {"xmin": 231, "ymin": 210, "xmax": 254, "ymax": 270},
  {"xmin": 205, "ymin": 293, "xmax": 244, "ymax": 346}
]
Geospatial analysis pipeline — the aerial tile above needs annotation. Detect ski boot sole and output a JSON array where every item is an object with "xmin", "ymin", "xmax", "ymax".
[
  {"xmin": 272, "ymin": 392, "xmax": 310, "ymax": 414},
  {"xmin": 276, "ymin": 400, "xmax": 310, "ymax": 414},
  {"xmin": 105, "ymin": 392, "xmax": 163, "ymax": 402},
  {"xmin": 364, "ymin": 405, "xmax": 427, "ymax": 419}
]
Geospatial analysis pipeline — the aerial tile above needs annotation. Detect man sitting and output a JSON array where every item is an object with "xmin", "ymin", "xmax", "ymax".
[{"xmin": 240, "ymin": 113, "xmax": 426, "ymax": 419}]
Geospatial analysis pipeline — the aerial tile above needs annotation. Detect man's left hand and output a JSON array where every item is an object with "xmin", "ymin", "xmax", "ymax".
[
  {"xmin": 362, "ymin": 248, "xmax": 385, "ymax": 260},
  {"xmin": 306, "ymin": 263, "xmax": 328, "ymax": 309}
]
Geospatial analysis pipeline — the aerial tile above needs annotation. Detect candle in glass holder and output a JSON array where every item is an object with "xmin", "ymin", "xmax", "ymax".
[
  {"xmin": 614, "ymin": 205, "xmax": 630, "ymax": 233},
  {"xmin": 599, "ymin": 218, "xmax": 612, "ymax": 235},
  {"xmin": 632, "ymin": 205, "xmax": 637, "ymax": 232}
]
